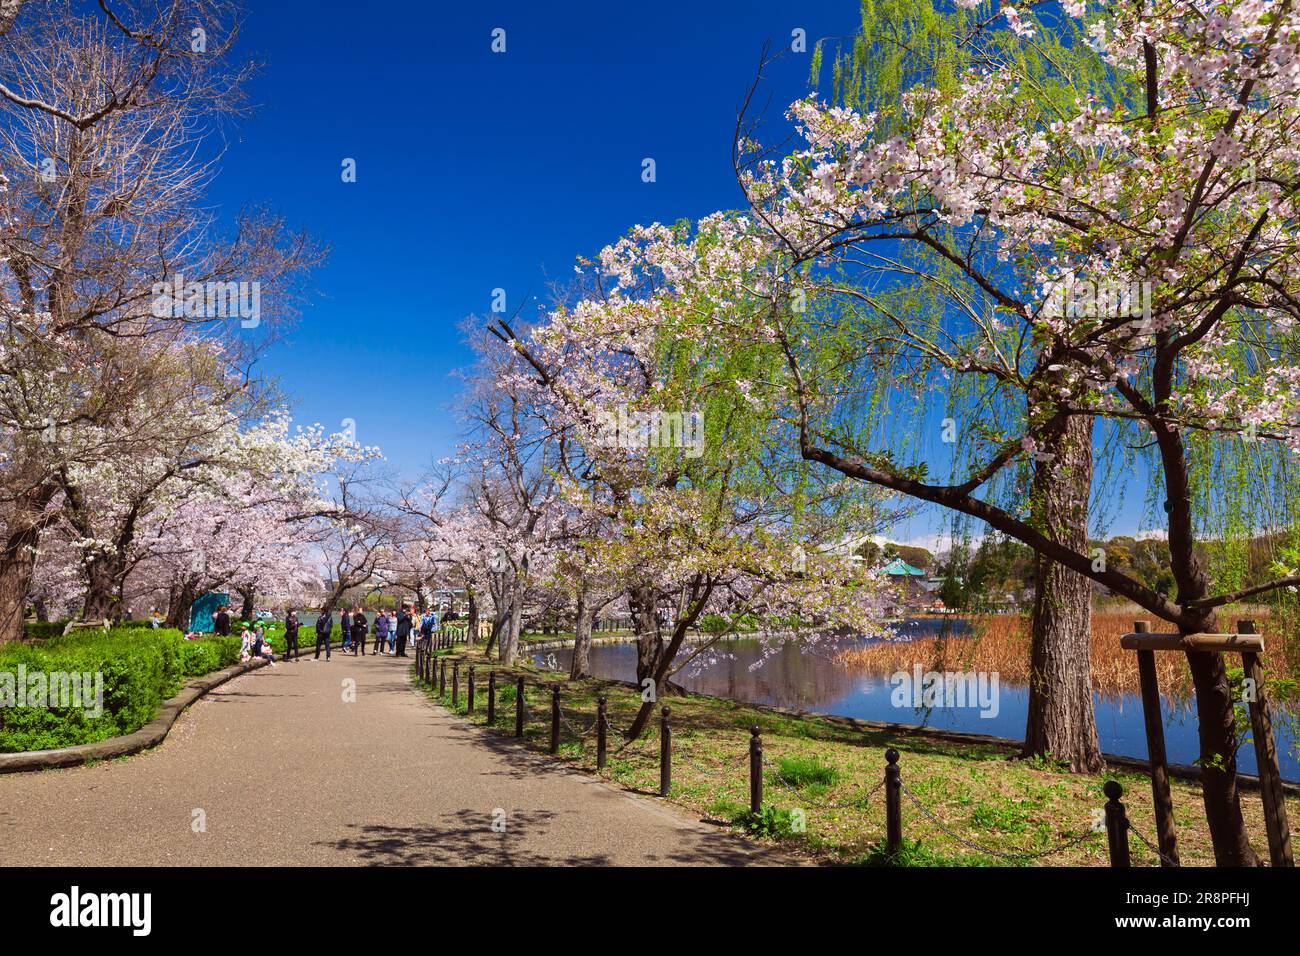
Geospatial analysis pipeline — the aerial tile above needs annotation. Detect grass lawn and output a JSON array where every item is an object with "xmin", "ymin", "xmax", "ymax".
[{"xmin": 415, "ymin": 647, "xmax": 1298, "ymax": 866}]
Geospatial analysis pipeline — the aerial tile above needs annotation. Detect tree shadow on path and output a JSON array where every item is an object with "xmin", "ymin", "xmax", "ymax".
[{"xmin": 320, "ymin": 809, "xmax": 612, "ymax": 866}]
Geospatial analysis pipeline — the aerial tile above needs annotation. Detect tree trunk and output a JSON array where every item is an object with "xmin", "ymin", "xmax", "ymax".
[
  {"xmin": 570, "ymin": 590, "xmax": 594, "ymax": 680},
  {"xmin": 630, "ymin": 586, "xmax": 662, "ymax": 687},
  {"xmin": 237, "ymin": 587, "xmax": 255, "ymax": 622},
  {"xmin": 499, "ymin": 584, "xmax": 523, "ymax": 665},
  {"xmin": 0, "ymin": 488, "xmax": 55, "ymax": 643},
  {"xmin": 165, "ymin": 576, "xmax": 199, "ymax": 629},
  {"xmin": 80, "ymin": 553, "xmax": 123, "ymax": 622},
  {"xmin": 465, "ymin": 591, "xmax": 477, "ymax": 647},
  {"xmin": 1182, "ymin": 608, "xmax": 1260, "ymax": 865},
  {"xmin": 1022, "ymin": 413, "xmax": 1104, "ymax": 772}
]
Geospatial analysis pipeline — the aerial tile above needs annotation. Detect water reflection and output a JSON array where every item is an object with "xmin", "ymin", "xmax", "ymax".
[{"xmin": 534, "ymin": 620, "xmax": 1299, "ymax": 781}]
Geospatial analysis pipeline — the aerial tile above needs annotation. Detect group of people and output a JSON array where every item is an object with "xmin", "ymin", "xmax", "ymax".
[
  {"xmin": 208, "ymin": 602, "xmax": 455, "ymax": 665},
  {"xmin": 237, "ymin": 618, "xmax": 280, "ymax": 665},
  {"xmin": 308, "ymin": 605, "xmax": 451, "ymax": 662}
]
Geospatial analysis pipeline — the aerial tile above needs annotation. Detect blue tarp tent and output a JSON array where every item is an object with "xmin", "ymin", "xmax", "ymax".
[{"xmin": 190, "ymin": 592, "xmax": 229, "ymax": 634}]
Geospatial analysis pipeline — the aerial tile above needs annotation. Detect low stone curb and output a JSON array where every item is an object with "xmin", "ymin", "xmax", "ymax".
[{"xmin": 0, "ymin": 656, "xmax": 272, "ymax": 775}]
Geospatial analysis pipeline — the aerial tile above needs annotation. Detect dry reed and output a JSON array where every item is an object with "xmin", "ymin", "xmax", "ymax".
[{"xmin": 837, "ymin": 611, "xmax": 1296, "ymax": 702}]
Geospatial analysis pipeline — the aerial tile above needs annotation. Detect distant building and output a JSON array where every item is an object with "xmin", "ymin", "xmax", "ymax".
[
  {"xmin": 879, "ymin": 558, "xmax": 926, "ymax": 580},
  {"xmin": 875, "ymin": 558, "xmax": 931, "ymax": 613}
]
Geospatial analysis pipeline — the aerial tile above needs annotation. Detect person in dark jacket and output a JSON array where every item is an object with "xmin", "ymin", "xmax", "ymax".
[
  {"xmin": 213, "ymin": 606, "xmax": 231, "ymax": 637},
  {"xmin": 284, "ymin": 610, "xmax": 301, "ymax": 661},
  {"xmin": 340, "ymin": 608, "xmax": 353, "ymax": 653},
  {"xmin": 351, "ymin": 608, "xmax": 368, "ymax": 655},
  {"xmin": 314, "ymin": 609, "xmax": 332, "ymax": 661},
  {"xmin": 395, "ymin": 606, "xmax": 412, "ymax": 658}
]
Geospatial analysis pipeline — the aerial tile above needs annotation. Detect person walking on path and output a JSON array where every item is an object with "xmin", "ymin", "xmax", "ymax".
[
  {"xmin": 284, "ymin": 610, "xmax": 301, "ymax": 662},
  {"xmin": 351, "ymin": 609, "xmax": 368, "ymax": 656},
  {"xmin": 213, "ymin": 605, "xmax": 231, "ymax": 637},
  {"xmin": 374, "ymin": 610, "xmax": 391, "ymax": 656},
  {"xmin": 419, "ymin": 607, "xmax": 434, "ymax": 647},
  {"xmin": 395, "ymin": 606, "xmax": 412, "ymax": 658},
  {"xmin": 340, "ymin": 608, "xmax": 353, "ymax": 654},
  {"xmin": 313, "ymin": 608, "xmax": 333, "ymax": 661}
]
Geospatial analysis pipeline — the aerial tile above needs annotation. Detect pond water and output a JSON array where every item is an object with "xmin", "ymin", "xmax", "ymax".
[{"xmin": 532, "ymin": 618, "xmax": 1300, "ymax": 782}]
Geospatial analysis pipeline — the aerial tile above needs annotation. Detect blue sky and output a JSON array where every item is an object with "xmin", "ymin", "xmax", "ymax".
[
  {"xmin": 213, "ymin": 0, "xmax": 850, "ymax": 470},
  {"xmin": 209, "ymin": 0, "xmax": 1152, "ymax": 547}
]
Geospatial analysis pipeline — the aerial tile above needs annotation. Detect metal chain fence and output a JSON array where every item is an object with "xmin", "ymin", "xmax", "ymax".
[{"xmin": 900, "ymin": 783, "xmax": 1100, "ymax": 862}]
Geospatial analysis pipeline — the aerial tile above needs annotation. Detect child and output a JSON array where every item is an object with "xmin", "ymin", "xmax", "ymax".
[{"xmin": 239, "ymin": 623, "xmax": 253, "ymax": 662}]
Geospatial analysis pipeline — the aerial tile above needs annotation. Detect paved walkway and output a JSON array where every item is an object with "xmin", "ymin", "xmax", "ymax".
[{"xmin": 0, "ymin": 649, "xmax": 776, "ymax": 866}]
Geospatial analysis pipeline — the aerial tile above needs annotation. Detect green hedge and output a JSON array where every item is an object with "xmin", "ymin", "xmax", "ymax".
[
  {"xmin": 24, "ymin": 620, "xmax": 70, "ymax": 641},
  {"xmin": 0, "ymin": 628, "xmax": 243, "ymax": 753}
]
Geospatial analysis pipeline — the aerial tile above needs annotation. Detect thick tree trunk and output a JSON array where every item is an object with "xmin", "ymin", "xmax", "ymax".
[
  {"xmin": 237, "ymin": 587, "xmax": 255, "ymax": 622},
  {"xmin": 0, "ymin": 489, "xmax": 54, "ymax": 643},
  {"xmin": 570, "ymin": 590, "xmax": 594, "ymax": 680},
  {"xmin": 165, "ymin": 576, "xmax": 198, "ymax": 629},
  {"xmin": 1022, "ymin": 413, "xmax": 1104, "ymax": 772},
  {"xmin": 80, "ymin": 554, "xmax": 123, "ymax": 622}
]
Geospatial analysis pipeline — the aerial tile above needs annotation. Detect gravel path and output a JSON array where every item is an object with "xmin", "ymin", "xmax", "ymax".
[{"xmin": 0, "ymin": 650, "xmax": 778, "ymax": 866}]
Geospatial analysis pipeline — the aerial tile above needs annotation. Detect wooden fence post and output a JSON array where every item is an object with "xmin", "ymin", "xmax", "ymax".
[
  {"xmin": 1239, "ymin": 620, "xmax": 1293, "ymax": 867},
  {"xmin": 467, "ymin": 666, "xmax": 475, "ymax": 713},
  {"xmin": 451, "ymin": 661, "xmax": 459, "ymax": 708},
  {"xmin": 1132, "ymin": 620, "xmax": 1179, "ymax": 866},
  {"xmin": 659, "ymin": 707, "xmax": 672, "ymax": 797},
  {"xmin": 549, "ymin": 684, "xmax": 561, "ymax": 754},
  {"xmin": 885, "ymin": 748, "xmax": 902, "ymax": 857},
  {"xmin": 515, "ymin": 676, "xmax": 525, "ymax": 738},
  {"xmin": 749, "ymin": 726, "xmax": 762, "ymax": 814},
  {"xmin": 597, "ymin": 696, "xmax": 608, "ymax": 771},
  {"xmin": 1104, "ymin": 780, "xmax": 1131, "ymax": 867},
  {"xmin": 487, "ymin": 671, "xmax": 496, "ymax": 724},
  {"xmin": 439, "ymin": 658, "xmax": 446, "ymax": 695}
]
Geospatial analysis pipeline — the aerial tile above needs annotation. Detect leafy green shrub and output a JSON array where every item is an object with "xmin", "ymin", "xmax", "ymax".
[
  {"xmin": 0, "ymin": 628, "xmax": 245, "ymax": 753},
  {"xmin": 24, "ymin": 620, "xmax": 70, "ymax": 641},
  {"xmin": 180, "ymin": 636, "xmax": 241, "ymax": 676},
  {"xmin": 733, "ymin": 804, "xmax": 801, "ymax": 839}
]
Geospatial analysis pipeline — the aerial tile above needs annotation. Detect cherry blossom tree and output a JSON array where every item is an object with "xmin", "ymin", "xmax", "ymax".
[
  {"xmin": 491, "ymin": 243, "xmax": 897, "ymax": 739},
  {"xmin": 0, "ymin": 0, "xmax": 315, "ymax": 642}
]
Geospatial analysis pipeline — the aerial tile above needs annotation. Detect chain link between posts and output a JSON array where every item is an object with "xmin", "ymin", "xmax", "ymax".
[
  {"xmin": 1126, "ymin": 819, "xmax": 1181, "ymax": 866},
  {"xmin": 431, "ymin": 663, "xmax": 1153, "ymax": 865},
  {"xmin": 762, "ymin": 754, "xmax": 887, "ymax": 809},
  {"xmin": 900, "ymin": 782, "xmax": 1100, "ymax": 861}
]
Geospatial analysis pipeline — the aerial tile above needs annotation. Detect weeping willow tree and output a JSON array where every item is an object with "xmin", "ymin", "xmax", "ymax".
[{"xmin": 782, "ymin": 0, "xmax": 1129, "ymax": 770}]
